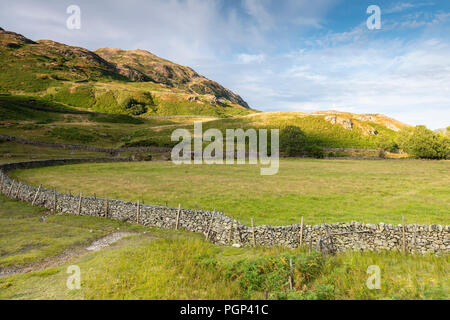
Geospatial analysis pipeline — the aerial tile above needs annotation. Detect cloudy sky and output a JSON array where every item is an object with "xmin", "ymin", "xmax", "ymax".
[{"xmin": 1, "ymin": 0, "xmax": 449, "ymax": 129}]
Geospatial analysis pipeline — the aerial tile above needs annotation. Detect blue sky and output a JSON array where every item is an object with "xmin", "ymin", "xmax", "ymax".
[{"xmin": 1, "ymin": 0, "xmax": 449, "ymax": 129}]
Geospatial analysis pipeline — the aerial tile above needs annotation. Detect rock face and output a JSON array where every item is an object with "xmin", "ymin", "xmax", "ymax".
[
  {"xmin": 325, "ymin": 116, "xmax": 354, "ymax": 130},
  {"xmin": 1, "ymin": 159, "xmax": 448, "ymax": 255}
]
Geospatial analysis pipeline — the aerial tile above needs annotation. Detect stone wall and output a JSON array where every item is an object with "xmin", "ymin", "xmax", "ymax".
[{"xmin": 0, "ymin": 159, "xmax": 448, "ymax": 254}]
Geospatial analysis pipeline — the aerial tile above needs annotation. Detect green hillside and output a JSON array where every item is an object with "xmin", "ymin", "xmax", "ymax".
[{"xmin": 0, "ymin": 28, "xmax": 253, "ymax": 117}]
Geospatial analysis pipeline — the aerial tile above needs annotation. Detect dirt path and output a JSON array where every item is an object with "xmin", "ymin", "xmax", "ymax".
[{"xmin": 0, "ymin": 232, "xmax": 138, "ymax": 277}]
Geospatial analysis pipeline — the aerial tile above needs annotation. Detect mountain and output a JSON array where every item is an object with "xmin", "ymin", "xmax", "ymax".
[
  {"xmin": 0, "ymin": 28, "xmax": 252, "ymax": 117},
  {"xmin": 95, "ymin": 48, "xmax": 248, "ymax": 108}
]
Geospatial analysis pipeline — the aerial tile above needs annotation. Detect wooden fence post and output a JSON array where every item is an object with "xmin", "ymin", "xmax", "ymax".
[
  {"xmin": 299, "ymin": 216, "xmax": 304, "ymax": 248},
  {"xmin": 77, "ymin": 193, "xmax": 82, "ymax": 215},
  {"xmin": 53, "ymin": 189, "xmax": 57, "ymax": 212},
  {"xmin": 413, "ymin": 222, "xmax": 417, "ymax": 255},
  {"xmin": 206, "ymin": 211, "xmax": 214, "ymax": 240},
  {"xmin": 136, "ymin": 200, "xmax": 140, "ymax": 223},
  {"xmin": 7, "ymin": 180, "xmax": 14, "ymax": 197},
  {"xmin": 105, "ymin": 199, "xmax": 109, "ymax": 218},
  {"xmin": 31, "ymin": 185, "xmax": 41, "ymax": 206},
  {"xmin": 402, "ymin": 215, "xmax": 406, "ymax": 254},
  {"xmin": 0, "ymin": 173, "xmax": 4, "ymax": 193},
  {"xmin": 228, "ymin": 221, "xmax": 233, "ymax": 245},
  {"xmin": 251, "ymin": 218, "xmax": 256, "ymax": 247},
  {"xmin": 289, "ymin": 258, "xmax": 294, "ymax": 290},
  {"xmin": 175, "ymin": 204, "xmax": 181, "ymax": 230},
  {"xmin": 15, "ymin": 182, "xmax": 22, "ymax": 199}
]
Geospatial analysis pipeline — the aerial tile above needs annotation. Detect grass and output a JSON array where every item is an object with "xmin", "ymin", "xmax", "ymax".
[
  {"xmin": 9, "ymin": 159, "xmax": 450, "ymax": 226},
  {"xmin": 0, "ymin": 195, "xmax": 145, "ymax": 267},
  {"xmin": 0, "ymin": 195, "xmax": 447, "ymax": 300},
  {"xmin": 0, "ymin": 141, "xmax": 111, "ymax": 164}
]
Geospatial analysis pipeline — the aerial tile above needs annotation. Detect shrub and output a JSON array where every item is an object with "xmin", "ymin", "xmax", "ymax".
[
  {"xmin": 376, "ymin": 133, "xmax": 399, "ymax": 152},
  {"xmin": 396, "ymin": 126, "xmax": 450, "ymax": 159},
  {"xmin": 306, "ymin": 145, "xmax": 325, "ymax": 159},
  {"xmin": 120, "ymin": 97, "xmax": 147, "ymax": 115},
  {"xmin": 280, "ymin": 126, "xmax": 307, "ymax": 157}
]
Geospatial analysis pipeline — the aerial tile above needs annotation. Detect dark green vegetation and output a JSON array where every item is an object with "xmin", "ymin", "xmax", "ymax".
[
  {"xmin": 11, "ymin": 160, "xmax": 450, "ymax": 226},
  {"xmin": 0, "ymin": 195, "xmax": 447, "ymax": 300}
]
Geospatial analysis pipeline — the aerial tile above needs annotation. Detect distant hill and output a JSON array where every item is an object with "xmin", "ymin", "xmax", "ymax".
[{"xmin": 0, "ymin": 28, "xmax": 252, "ymax": 117}]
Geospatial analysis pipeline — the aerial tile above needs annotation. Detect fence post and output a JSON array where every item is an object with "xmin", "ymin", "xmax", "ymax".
[
  {"xmin": 251, "ymin": 218, "xmax": 256, "ymax": 247},
  {"xmin": 7, "ymin": 180, "xmax": 14, "ymax": 197},
  {"xmin": 53, "ymin": 189, "xmax": 57, "ymax": 212},
  {"xmin": 206, "ymin": 211, "xmax": 214, "ymax": 240},
  {"xmin": 31, "ymin": 185, "xmax": 41, "ymax": 206},
  {"xmin": 299, "ymin": 216, "xmax": 304, "ymax": 248},
  {"xmin": 175, "ymin": 204, "xmax": 181, "ymax": 230},
  {"xmin": 105, "ymin": 199, "xmax": 109, "ymax": 218},
  {"xmin": 0, "ymin": 173, "xmax": 4, "ymax": 194},
  {"xmin": 413, "ymin": 222, "xmax": 417, "ymax": 255},
  {"xmin": 136, "ymin": 200, "xmax": 140, "ymax": 223},
  {"xmin": 77, "ymin": 193, "xmax": 82, "ymax": 215},
  {"xmin": 228, "ymin": 221, "xmax": 233, "ymax": 245},
  {"xmin": 402, "ymin": 215, "xmax": 406, "ymax": 254},
  {"xmin": 289, "ymin": 258, "xmax": 294, "ymax": 290},
  {"xmin": 15, "ymin": 182, "xmax": 21, "ymax": 199}
]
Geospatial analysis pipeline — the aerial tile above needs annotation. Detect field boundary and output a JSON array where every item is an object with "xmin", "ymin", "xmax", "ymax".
[
  {"xmin": 0, "ymin": 134, "xmax": 172, "ymax": 155},
  {"xmin": 0, "ymin": 159, "xmax": 448, "ymax": 254}
]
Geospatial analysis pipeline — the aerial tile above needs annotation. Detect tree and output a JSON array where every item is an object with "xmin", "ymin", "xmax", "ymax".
[
  {"xmin": 280, "ymin": 126, "xmax": 307, "ymax": 157},
  {"xmin": 376, "ymin": 133, "xmax": 399, "ymax": 152},
  {"xmin": 396, "ymin": 126, "xmax": 450, "ymax": 159}
]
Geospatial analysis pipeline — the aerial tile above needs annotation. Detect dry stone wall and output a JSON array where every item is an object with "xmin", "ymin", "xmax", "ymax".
[{"xmin": 0, "ymin": 159, "xmax": 448, "ymax": 254}]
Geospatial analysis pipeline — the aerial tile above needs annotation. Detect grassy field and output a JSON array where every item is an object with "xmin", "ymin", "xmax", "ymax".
[
  {"xmin": 0, "ymin": 195, "xmax": 447, "ymax": 300},
  {"xmin": 9, "ymin": 159, "xmax": 450, "ymax": 226}
]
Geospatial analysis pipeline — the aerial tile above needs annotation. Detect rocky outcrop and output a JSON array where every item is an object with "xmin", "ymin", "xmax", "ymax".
[{"xmin": 325, "ymin": 115, "xmax": 354, "ymax": 130}]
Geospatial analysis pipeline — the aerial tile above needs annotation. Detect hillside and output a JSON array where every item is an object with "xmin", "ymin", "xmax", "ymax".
[
  {"xmin": 0, "ymin": 28, "xmax": 252, "ymax": 117},
  {"xmin": 0, "ymin": 27, "xmax": 415, "ymax": 150},
  {"xmin": 95, "ymin": 48, "xmax": 249, "ymax": 107}
]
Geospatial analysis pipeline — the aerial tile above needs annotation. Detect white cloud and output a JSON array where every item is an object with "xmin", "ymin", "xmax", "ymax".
[
  {"xmin": 385, "ymin": 2, "xmax": 434, "ymax": 14},
  {"xmin": 242, "ymin": 0, "xmax": 274, "ymax": 30},
  {"xmin": 237, "ymin": 53, "xmax": 265, "ymax": 64}
]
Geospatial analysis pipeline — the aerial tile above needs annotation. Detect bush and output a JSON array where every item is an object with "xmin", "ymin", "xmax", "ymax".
[
  {"xmin": 217, "ymin": 252, "xmax": 325, "ymax": 299},
  {"xmin": 396, "ymin": 126, "xmax": 450, "ymax": 159},
  {"xmin": 306, "ymin": 145, "xmax": 324, "ymax": 159},
  {"xmin": 280, "ymin": 126, "xmax": 307, "ymax": 157},
  {"xmin": 376, "ymin": 133, "xmax": 399, "ymax": 152},
  {"xmin": 120, "ymin": 97, "xmax": 147, "ymax": 115}
]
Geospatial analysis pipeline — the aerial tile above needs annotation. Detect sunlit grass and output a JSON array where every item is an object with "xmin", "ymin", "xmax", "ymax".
[{"xmin": 11, "ymin": 159, "xmax": 450, "ymax": 226}]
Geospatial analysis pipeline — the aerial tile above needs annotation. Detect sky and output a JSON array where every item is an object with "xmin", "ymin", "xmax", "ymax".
[{"xmin": 1, "ymin": 0, "xmax": 449, "ymax": 129}]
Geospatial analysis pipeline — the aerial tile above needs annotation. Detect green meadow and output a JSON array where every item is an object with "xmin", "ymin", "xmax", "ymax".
[{"xmin": 10, "ymin": 159, "xmax": 450, "ymax": 226}]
